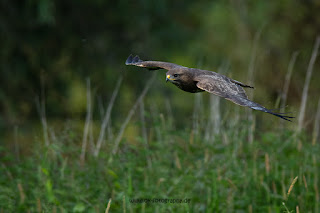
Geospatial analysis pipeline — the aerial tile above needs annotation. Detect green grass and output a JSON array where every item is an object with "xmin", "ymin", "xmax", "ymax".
[{"xmin": 1, "ymin": 118, "xmax": 319, "ymax": 212}]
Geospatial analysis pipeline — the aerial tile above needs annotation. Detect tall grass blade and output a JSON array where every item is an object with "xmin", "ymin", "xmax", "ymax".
[
  {"xmin": 297, "ymin": 36, "xmax": 320, "ymax": 132},
  {"xmin": 280, "ymin": 51, "xmax": 299, "ymax": 115},
  {"xmin": 112, "ymin": 72, "xmax": 157, "ymax": 155},
  {"xmin": 247, "ymin": 29, "xmax": 262, "ymax": 143},
  {"xmin": 139, "ymin": 100, "xmax": 148, "ymax": 145},
  {"xmin": 192, "ymin": 93, "xmax": 202, "ymax": 137},
  {"xmin": 80, "ymin": 78, "xmax": 92, "ymax": 163},
  {"xmin": 312, "ymin": 98, "xmax": 320, "ymax": 145},
  {"xmin": 105, "ymin": 198, "xmax": 112, "ymax": 213},
  {"xmin": 35, "ymin": 74, "xmax": 50, "ymax": 146},
  {"xmin": 14, "ymin": 126, "xmax": 20, "ymax": 162},
  {"xmin": 287, "ymin": 176, "xmax": 298, "ymax": 199},
  {"xmin": 94, "ymin": 76, "xmax": 123, "ymax": 157}
]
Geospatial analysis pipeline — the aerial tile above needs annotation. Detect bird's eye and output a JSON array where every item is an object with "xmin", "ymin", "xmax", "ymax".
[{"xmin": 173, "ymin": 74, "xmax": 179, "ymax": 78}]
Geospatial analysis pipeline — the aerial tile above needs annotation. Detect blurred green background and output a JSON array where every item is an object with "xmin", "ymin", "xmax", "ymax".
[
  {"xmin": 1, "ymin": 0, "xmax": 320, "ymax": 212},
  {"xmin": 1, "ymin": 0, "xmax": 320, "ymax": 138}
]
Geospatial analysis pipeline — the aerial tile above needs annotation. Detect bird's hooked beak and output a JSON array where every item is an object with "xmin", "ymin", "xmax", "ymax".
[{"xmin": 166, "ymin": 74, "xmax": 173, "ymax": 82}]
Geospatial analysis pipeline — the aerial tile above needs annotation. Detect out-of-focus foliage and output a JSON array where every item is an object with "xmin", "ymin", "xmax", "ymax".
[
  {"xmin": 1, "ymin": 0, "xmax": 320, "ymax": 137},
  {"xmin": 0, "ymin": 0, "xmax": 207, "ymax": 123}
]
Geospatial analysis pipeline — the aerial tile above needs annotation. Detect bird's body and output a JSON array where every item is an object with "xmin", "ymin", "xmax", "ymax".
[{"xmin": 126, "ymin": 54, "xmax": 294, "ymax": 121}]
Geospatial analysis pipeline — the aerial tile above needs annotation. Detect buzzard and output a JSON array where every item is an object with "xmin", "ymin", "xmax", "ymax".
[{"xmin": 125, "ymin": 54, "xmax": 294, "ymax": 121}]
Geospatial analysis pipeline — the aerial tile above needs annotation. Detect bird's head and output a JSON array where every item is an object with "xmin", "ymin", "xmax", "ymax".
[{"xmin": 166, "ymin": 70, "xmax": 189, "ymax": 85}]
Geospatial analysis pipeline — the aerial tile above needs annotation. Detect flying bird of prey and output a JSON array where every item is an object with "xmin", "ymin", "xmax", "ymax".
[{"xmin": 125, "ymin": 54, "xmax": 294, "ymax": 121}]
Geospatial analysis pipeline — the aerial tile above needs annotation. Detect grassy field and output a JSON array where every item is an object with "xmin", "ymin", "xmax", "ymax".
[{"xmin": 1, "ymin": 106, "xmax": 319, "ymax": 213}]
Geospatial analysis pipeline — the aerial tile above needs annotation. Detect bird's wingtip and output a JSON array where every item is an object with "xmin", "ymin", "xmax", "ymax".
[
  {"xmin": 125, "ymin": 54, "xmax": 143, "ymax": 65},
  {"xmin": 125, "ymin": 54, "xmax": 134, "ymax": 65}
]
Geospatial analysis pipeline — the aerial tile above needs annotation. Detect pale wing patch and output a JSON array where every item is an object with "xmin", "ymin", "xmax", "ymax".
[{"xmin": 195, "ymin": 75, "xmax": 248, "ymax": 99}]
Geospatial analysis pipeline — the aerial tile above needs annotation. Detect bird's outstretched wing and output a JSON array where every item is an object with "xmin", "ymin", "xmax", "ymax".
[
  {"xmin": 195, "ymin": 75, "xmax": 249, "ymax": 99},
  {"xmin": 125, "ymin": 54, "xmax": 184, "ymax": 70},
  {"xmin": 195, "ymin": 75, "xmax": 294, "ymax": 121},
  {"xmin": 230, "ymin": 79, "xmax": 254, "ymax": 89}
]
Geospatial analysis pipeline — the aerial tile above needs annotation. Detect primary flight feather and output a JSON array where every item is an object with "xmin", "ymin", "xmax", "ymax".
[{"xmin": 126, "ymin": 54, "xmax": 294, "ymax": 121}]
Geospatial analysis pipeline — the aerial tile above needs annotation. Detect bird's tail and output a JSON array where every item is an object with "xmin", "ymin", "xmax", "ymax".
[
  {"xmin": 227, "ymin": 96, "xmax": 294, "ymax": 121},
  {"xmin": 248, "ymin": 102, "xmax": 294, "ymax": 122},
  {"xmin": 258, "ymin": 108, "xmax": 294, "ymax": 121}
]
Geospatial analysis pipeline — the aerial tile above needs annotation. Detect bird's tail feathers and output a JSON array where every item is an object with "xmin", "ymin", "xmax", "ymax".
[
  {"xmin": 249, "ymin": 104, "xmax": 294, "ymax": 122},
  {"xmin": 231, "ymin": 96, "xmax": 294, "ymax": 121}
]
